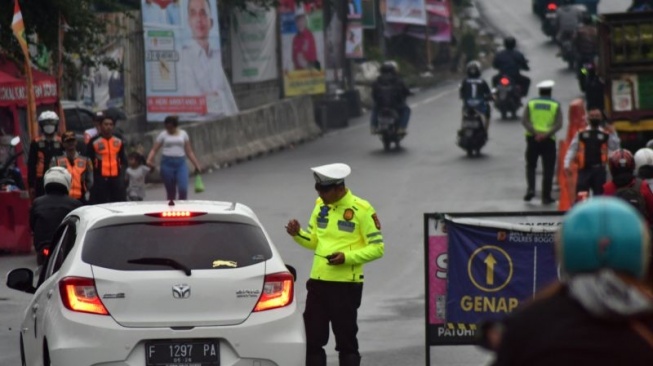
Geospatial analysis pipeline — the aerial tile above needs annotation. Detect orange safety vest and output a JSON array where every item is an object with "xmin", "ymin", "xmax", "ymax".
[
  {"xmin": 92, "ymin": 136, "xmax": 123, "ymax": 177},
  {"xmin": 53, "ymin": 154, "xmax": 91, "ymax": 199},
  {"xmin": 577, "ymin": 128, "xmax": 609, "ymax": 170},
  {"xmin": 35, "ymin": 136, "xmax": 62, "ymax": 178}
]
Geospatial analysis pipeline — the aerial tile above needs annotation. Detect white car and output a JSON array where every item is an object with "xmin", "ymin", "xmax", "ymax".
[{"xmin": 6, "ymin": 201, "xmax": 305, "ymax": 366}]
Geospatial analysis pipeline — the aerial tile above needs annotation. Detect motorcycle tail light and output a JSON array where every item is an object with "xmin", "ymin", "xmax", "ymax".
[
  {"xmin": 547, "ymin": 3, "xmax": 557, "ymax": 11},
  {"xmin": 500, "ymin": 78, "xmax": 510, "ymax": 86}
]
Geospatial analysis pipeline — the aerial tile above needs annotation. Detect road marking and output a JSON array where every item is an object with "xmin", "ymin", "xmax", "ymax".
[{"xmin": 410, "ymin": 89, "xmax": 456, "ymax": 109}]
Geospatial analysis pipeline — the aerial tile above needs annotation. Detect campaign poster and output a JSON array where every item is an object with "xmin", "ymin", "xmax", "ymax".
[
  {"xmin": 142, "ymin": 0, "xmax": 239, "ymax": 122},
  {"xmin": 230, "ymin": 5, "xmax": 278, "ymax": 83},
  {"xmin": 345, "ymin": 23, "xmax": 364, "ymax": 59},
  {"xmin": 386, "ymin": 0, "xmax": 452, "ymax": 42},
  {"xmin": 386, "ymin": 0, "xmax": 427, "ymax": 25},
  {"xmin": 280, "ymin": 0, "xmax": 326, "ymax": 97}
]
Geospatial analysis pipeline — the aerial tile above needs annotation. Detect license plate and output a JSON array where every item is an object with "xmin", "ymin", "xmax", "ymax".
[{"xmin": 146, "ymin": 340, "xmax": 219, "ymax": 366}]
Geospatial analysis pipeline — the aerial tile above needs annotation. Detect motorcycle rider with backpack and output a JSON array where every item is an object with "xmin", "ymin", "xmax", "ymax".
[
  {"xmin": 370, "ymin": 62, "xmax": 411, "ymax": 135},
  {"xmin": 602, "ymin": 149, "xmax": 653, "ymax": 222},
  {"xmin": 492, "ymin": 37, "xmax": 531, "ymax": 98},
  {"xmin": 460, "ymin": 60, "xmax": 493, "ymax": 122}
]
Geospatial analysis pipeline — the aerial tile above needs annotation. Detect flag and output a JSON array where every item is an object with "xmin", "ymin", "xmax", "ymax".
[{"xmin": 11, "ymin": 0, "xmax": 29, "ymax": 57}]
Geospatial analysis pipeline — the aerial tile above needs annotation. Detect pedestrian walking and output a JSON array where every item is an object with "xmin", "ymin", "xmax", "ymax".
[
  {"xmin": 146, "ymin": 115, "xmax": 201, "ymax": 200},
  {"xmin": 286, "ymin": 163, "xmax": 385, "ymax": 366},
  {"xmin": 28, "ymin": 111, "xmax": 63, "ymax": 198},
  {"xmin": 30, "ymin": 167, "xmax": 81, "ymax": 265},
  {"xmin": 563, "ymin": 109, "xmax": 620, "ymax": 198},
  {"xmin": 491, "ymin": 197, "xmax": 653, "ymax": 366},
  {"xmin": 50, "ymin": 131, "xmax": 93, "ymax": 204},
  {"xmin": 126, "ymin": 152, "xmax": 151, "ymax": 201},
  {"xmin": 87, "ymin": 111, "xmax": 127, "ymax": 204},
  {"xmin": 522, "ymin": 80, "xmax": 563, "ymax": 205}
]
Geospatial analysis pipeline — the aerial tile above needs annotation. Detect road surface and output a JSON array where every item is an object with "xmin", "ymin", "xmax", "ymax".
[{"xmin": 0, "ymin": 0, "xmax": 628, "ymax": 365}]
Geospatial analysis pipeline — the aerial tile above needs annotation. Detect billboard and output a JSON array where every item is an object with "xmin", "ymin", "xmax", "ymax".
[
  {"xmin": 230, "ymin": 6, "xmax": 278, "ymax": 84},
  {"xmin": 386, "ymin": 0, "xmax": 452, "ymax": 42},
  {"xmin": 142, "ymin": 0, "xmax": 239, "ymax": 122},
  {"xmin": 280, "ymin": 0, "xmax": 326, "ymax": 97},
  {"xmin": 386, "ymin": 0, "xmax": 427, "ymax": 25}
]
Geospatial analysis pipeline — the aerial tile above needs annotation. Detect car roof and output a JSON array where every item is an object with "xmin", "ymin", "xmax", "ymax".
[{"xmin": 70, "ymin": 200, "xmax": 261, "ymax": 227}]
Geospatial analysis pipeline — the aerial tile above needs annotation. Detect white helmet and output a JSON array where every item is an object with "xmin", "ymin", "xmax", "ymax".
[
  {"xmin": 44, "ymin": 167, "xmax": 71, "ymax": 193},
  {"xmin": 38, "ymin": 111, "xmax": 59, "ymax": 123},
  {"xmin": 634, "ymin": 148, "xmax": 653, "ymax": 170}
]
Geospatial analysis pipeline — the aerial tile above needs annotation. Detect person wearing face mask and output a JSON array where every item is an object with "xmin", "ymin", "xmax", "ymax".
[
  {"xmin": 564, "ymin": 109, "xmax": 620, "ymax": 198},
  {"xmin": 28, "ymin": 111, "xmax": 64, "ymax": 199}
]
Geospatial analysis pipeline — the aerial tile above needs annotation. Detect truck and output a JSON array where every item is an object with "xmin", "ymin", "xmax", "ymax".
[{"xmin": 598, "ymin": 11, "xmax": 653, "ymax": 152}]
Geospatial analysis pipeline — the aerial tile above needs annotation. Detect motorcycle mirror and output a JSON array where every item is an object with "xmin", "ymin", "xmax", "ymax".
[{"xmin": 10, "ymin": 136, "xmax": 20, "ymax": 147}]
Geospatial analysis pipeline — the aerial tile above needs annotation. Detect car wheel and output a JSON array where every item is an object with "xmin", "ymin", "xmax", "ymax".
[
  {"xmin": 43, "ymin": 340, "xmax": 51, "ymax": 366},
  {"xmin": 20, "ymin": 335, "xmax": 26, "ymax": 366}
]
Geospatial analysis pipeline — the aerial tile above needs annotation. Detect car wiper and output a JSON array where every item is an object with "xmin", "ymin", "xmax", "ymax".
[{"xmin": 127, "ymin": 257, "xmax": 192, "ymax": 276}]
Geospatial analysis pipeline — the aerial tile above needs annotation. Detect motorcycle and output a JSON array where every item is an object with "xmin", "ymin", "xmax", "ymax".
[
  {"xmin": 457, "ymin": 109, "xmax": 487, "ymax": 157},
  {"xmin": 492, "ymin": 75, "xmax": 522, "ymax": 120},
  {"xmin": 541, "ymin": 2, "xmax": 558, "ymax": 41},
  {"xmin": 0, "ymin": 136, "xmax": 25, "ymax": 191},
  {"xmin": 464, "ymin": 98, "xmax": 491, "ymax": 122},
  {"xmin": 558, "ymin": 30, "xmax": 576, "ymax": 70},
  {"xmin": 377, "ymin": 108, "xmax": 403, "ymax": 151}
]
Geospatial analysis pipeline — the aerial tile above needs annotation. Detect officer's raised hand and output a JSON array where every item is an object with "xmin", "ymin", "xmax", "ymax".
[
  {"xmin": 286, "ymin": 219, "xmax": 301, "ymax": 236},
  {"xmin": 327, "ymin": 252, "xmax": 345, "ymax": 265}
]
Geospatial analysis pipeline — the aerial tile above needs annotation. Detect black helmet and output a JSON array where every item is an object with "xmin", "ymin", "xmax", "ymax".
[
  {"xmin": 466, "ymin": 61, "xmax": 481, "ymax": 78},
  {"xmin": 380, "ymin": 61, "xmax": 397, "ymax": 75},
  {"xmin": 504, "ymin": 37, "xmax": 516, "ymax": 50}
]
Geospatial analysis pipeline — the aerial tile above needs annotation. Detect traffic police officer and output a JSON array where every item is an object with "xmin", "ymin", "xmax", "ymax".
[
  {"xmin": 28, "ymin": 111, "xmax": 63, "ymax": 198},
  {"xmin": 563, "ymin": 109, "xmax": 620, "ymax": 198},
  {"xmin": 51, "ymin": 131, "xmax": 93, "ymax": 203},
  {"xmin": 522, "ymin": 80, "xmax": 563, "ymax": 204},
  {"xmin": 286, "ymin": 163, "xmax": 385, "ymax": 366}
]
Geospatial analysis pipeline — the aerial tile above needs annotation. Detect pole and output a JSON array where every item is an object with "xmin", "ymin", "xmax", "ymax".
[
  {"xmin": 24, "ymin": 60, "xmax": 37, "ymax": 141},
  {"xmin": 376, "ymin": 0, "xmax": 386, "ymax": 58}
]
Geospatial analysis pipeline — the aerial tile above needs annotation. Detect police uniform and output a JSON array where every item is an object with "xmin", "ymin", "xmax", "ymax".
[
  {"xmin": 564, "ymin": 126, "xmax": 620, "ymax": 197},
  {"xmin": 522, "ymin": 81, "xmax": 563, "ymax": 204},
  {"xmin": 291, "ymin": 163, "xmax": 384, "ymax": 366},
  {"xmin": 27, "ymin": 136, "xmax": 63, "ymax": 198},
  {"xmin": 86, "ymin": 133, "xmax": 127, "ymax": 204},
  {"xmin": 51, "ymin": 133, "xmax": 94, "ymax": 203}
]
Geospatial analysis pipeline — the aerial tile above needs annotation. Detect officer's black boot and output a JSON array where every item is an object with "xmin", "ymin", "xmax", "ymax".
[
  {"xmin": 524, "ymin": 167, "xmax": 536, "ymax": 201},
  {"xmin": 339, "ymin": 354, "xmax": 361, "ymax": 366}
]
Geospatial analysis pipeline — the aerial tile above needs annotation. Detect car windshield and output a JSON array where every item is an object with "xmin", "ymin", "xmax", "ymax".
[{"xmin": 82, "ymin": 221, "xmax": 272, "ymax": 271}]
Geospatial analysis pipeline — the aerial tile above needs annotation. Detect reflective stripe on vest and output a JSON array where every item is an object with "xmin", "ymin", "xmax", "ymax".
[
  {"xmin": 92, "ymin": 136, "xmax": 122, "ymax": 177},
  {"xmin": 526, "ymin": 99, "xmax": 559, "ymax": 139},
  {"xmin": 55, "ymin": 156, "xmax": 89, "ymax": 199},
  {"xmin": 35, "ymin": 136, "xmax": 62, "ymax": 178}
]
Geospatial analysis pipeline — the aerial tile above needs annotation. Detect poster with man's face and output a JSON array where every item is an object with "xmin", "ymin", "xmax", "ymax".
[{"xmin": 142, "ymin": 0, "xmax": 239, "ymax": 122}]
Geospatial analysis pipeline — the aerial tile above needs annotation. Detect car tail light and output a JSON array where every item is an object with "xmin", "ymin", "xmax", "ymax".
[
  {"xmin": 59, "ymin": 277, "xmax": 109, "ymax": 315},
  {"xmin": 547, "ymin": 3, "xmax": 557, "ymax": 11},
  {"xmin": 145, "ymin": 211, "xmax": 207, "ymax": 218},
  {"xmin": 253, "ymin": 272, "xmax": 294, "ymax": 312},
  {"xmin": 500, "ymin": 77, "xmax": 510, "ymax": 86}
]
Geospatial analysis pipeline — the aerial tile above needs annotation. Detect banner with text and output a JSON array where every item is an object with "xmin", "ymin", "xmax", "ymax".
[
  {"xmin": 386, "ymin": 0, "xmax": 452, "ymax": 42},
  {"xmin": 280, "ymin": 0, "xmax": 326, "ymax": 97},
  {"xmin": 142, "ymin": 0, "xmax": 239, "ymax": 122},
  {"xmin": 424, "ymin": 212, "xmax": 563, "ymax": 346},
  {"xmin": 231, "ymin": 6, "xmax": 278, "ymax": 84},
  {"xmin": 386, "ymin": 0, "xmax": 427, "ymax": 25}
]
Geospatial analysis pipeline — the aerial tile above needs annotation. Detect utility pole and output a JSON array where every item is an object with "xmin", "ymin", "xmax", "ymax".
[{"xmin": 376, "ymin": 0, "xmax": 386, "ymax": 58}]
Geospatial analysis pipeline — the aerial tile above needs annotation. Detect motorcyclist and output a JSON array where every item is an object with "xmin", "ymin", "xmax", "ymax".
[
  {"xmin": 574, "ymin": 13, "xmax": 598, "ymax": 65},
  {"xmin": 29, "ymin": 167, "xmax": 82, "ymax": 265},
  {"xmin": 370, "ymin": 61, "xmax": 411, "ymax": 135},
  {"xmin": 491, "ymin": 198, "xmax": 653, "ymax": 365},
  {"xmin": 583, "ymin": 62, "xmax": 605, "ymax": 111},
  {"xmin": 555, "ymin": 0, "xmax": 585, "ymax": 44},
  {"xmin": 28, "ymin": 111, "xmax": 63, "ymax": 199},
  {"xmin": 492, "ymin": 37, "xmax": 531, "ymax": 97},
  {"xmin": 460, "ymin": 60, "xmax": 493, "ymax": 121},
  {"xmin": 635, "ymin": 148, "xmax": 653, "ymax": 194}
]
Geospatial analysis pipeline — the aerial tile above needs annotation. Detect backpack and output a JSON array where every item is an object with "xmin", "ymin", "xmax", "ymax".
[
  {"xmin": 375, "ymin": 82, "xmax": 400, "ymax": 109},
  {"xmin": 614, "ymin": 179, "xmax": 648, "ymax": 217}
]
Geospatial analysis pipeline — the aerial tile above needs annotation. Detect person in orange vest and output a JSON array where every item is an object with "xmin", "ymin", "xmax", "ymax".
[
  {"xmin": 28, "ymin": 111, "xmax": 63, "ymax": 198},
  {"xmin": 86, "ymin": 111, "xmax": 127, "ymax": 204},
  {"xmin": 563, "ymin": 109, "xmax": 620, "ymax": 198},
  {"xmin": 50, "ymin": 131, "xmax": 93, "ymax": 204}
]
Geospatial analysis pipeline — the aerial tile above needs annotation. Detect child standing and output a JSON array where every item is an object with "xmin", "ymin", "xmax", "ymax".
[{"xmin": 126, "ymin": 152, "xmax": 151, "ymax": 201}]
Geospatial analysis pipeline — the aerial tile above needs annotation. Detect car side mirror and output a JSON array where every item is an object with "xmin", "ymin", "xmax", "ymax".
[
  {"xmin": 286, "ymin": 265, "xmax": 297, "ymax": 282},
  {"xmin": 6, "ymin": 268, "xmax": 36, "ymax": 294}
]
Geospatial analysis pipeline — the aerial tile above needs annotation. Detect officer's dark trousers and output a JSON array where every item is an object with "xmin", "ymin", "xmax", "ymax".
[
  {"xmin": 304, "ymin": 279, "xmax": 363, "ymax": 366},
  {"xmin": 525, "ymin": 136, "xmax": 556, "ymax": 199},
  {"xmin": 576, "ymin": 165, "xmax": 606, "ymax": 197},
  {"xmin": 90, "ymin": 176, "xmax": 126, "ymax": 204}
]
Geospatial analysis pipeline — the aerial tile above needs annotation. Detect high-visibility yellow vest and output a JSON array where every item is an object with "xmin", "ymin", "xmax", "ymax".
[
  {"xmin": 293, "ymin": 190, "xmax": 384, "ymax": 283},
  {"xmin": 526, "ymin": 98, "xmax": 560, "ymax": 139}
]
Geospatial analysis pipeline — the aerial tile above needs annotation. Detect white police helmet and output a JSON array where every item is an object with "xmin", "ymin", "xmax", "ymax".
[
  {"xmin": 44, "ymin": 167, "xmax": 71, "ymax": 193},
  {"xmin": 634, "ymin": 148, "xmax": 653, "ymax": 170}
]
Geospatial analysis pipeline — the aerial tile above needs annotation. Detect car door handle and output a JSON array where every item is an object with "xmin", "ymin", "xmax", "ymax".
[
  {"xmin": 31, "ymin": 304, "xmax": 39, "ymax": 313},
  {"xmin": 47, "ymin": 289, "xmax": 53, "ymax": 299}
]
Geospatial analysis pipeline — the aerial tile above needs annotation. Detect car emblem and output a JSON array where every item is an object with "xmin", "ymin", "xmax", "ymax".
[{"xmin": 172, "ymin": 284, "xmax": 191, "ymax": 299}]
